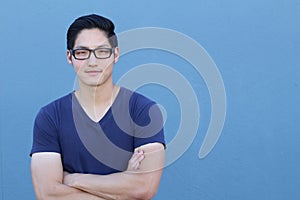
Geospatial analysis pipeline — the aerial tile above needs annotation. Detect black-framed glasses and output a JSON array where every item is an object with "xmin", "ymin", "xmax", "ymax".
[{"xmin": 70, "ymin": 47, "xmax": 115, "ymax": 60}]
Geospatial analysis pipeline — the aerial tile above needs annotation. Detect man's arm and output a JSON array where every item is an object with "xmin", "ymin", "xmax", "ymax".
[
  {"xmin": 31, "ymin": 152, "xmax": 106, "ymax": 200},
  {"xmin": 64, "ymin": 142, "xmax": 165, "ymax": 200}
]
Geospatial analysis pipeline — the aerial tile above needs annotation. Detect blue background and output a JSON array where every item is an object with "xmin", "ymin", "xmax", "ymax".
[{"xmin": 1, "ymin": 0, "xmax": 300, "ymax": 199}]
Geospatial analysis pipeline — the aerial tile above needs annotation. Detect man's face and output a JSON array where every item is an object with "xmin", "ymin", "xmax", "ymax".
[{"xmin": 67, "ymin": 28, "xmax": 119, "ymax": 87}]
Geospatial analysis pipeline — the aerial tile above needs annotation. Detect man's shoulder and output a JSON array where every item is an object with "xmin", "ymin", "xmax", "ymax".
[
  {"xmin": 118, "ymin": 87, "xmax": 160, "ymax": 122},
  {"xmin": 120, "ymin": 87, "xmax": 156, "ymax": 106},
  {"xmin": 39, "ymin": 92, "xmax": 73, "ymax": 114}
]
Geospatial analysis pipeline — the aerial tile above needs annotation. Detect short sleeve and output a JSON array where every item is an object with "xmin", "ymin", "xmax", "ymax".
[
  {"xmin": 30, "ymin": 108, "xmax": 61, "ymax": 156},
  {"xmin": 131, "ymin": 98, "xmax": 165, "ymax": 149}
]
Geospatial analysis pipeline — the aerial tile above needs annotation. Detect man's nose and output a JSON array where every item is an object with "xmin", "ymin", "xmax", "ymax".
[{"xmin": 88, "ymin": 52, "xmax": 98, "ymax": 66}]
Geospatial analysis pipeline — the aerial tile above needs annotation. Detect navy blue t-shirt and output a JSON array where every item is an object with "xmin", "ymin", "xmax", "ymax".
[{"xmin": 30, "ymin": 87, "xmax": 165, "ymax": 175}]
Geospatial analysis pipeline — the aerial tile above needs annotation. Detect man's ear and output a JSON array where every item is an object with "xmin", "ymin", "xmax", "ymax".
[
  {"xmin": 66, "ymin": 50, "xmax": 73, "ymax": 64},
  {"xmin": 113, "ymin": 47, "xmax": 120, "ymax": 63}
]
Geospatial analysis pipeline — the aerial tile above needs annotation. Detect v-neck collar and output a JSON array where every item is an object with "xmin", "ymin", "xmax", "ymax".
[{"xmin": 71, "ymin": 87, "xmax": 123, "ymax": 124}]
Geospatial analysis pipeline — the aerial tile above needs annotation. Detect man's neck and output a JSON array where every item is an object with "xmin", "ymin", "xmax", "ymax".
[{"xmin": 76, "ymin": 82, "xmax": 119, "ymax": 107}]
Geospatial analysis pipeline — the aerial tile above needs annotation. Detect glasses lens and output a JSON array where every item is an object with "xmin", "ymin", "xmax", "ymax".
[
  {"xmin": 95, "ymin": 48, "xmax": 112, "ymax": 58},
  {"xmin": 74, "ymin": 49, "xmax": 90, "ymax": 59}
]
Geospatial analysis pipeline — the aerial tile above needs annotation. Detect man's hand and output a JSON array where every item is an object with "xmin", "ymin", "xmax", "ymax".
[{"xmin": 126, "ymin": 148, "xmax": 145, "ymax": 171}]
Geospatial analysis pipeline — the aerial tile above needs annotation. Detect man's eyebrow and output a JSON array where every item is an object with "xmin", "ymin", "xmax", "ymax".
[
  {"xmin": 95, "ymin": 44, "xmax": 111, "ymax": 48},
  {"xmin": 97, "ymin": 44, "xmax": 110, "ymax": 47},
  {"xmin": 74, "ymin": 46, "xmax": 89, "ymax": 49},
  {"xmin": 74, "ymin": 44, "xmax": 110, "ymax": 49}
]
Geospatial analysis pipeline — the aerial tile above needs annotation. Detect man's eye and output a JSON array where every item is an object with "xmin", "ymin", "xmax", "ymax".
[
  {"xmin": 96, "ymin": 49, "xmax": 110, "ymax": 54},
  {"xmin": 75, "ymin": 50, "xmax": 88, "ymax": 55}
]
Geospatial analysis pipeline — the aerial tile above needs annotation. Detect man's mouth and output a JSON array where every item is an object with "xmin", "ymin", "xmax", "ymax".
[{"xmin": 85, "ymin": 70, "xmax": 103, "ymax": 74}]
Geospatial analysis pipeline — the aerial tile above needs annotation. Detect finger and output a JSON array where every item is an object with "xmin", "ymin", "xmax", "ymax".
[
  {"xmin": 127, "ymin": 151, "xmax": 145, "ymax": 171},
  {"xmin": 132, "ymin": 154, "xmax": 145, "ymax": 169},
  {"xmin": 130, "ymin": 150, "xmax": 144, "ymax": 163}
]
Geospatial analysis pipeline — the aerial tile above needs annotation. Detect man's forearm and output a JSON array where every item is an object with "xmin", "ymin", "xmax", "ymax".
[
  {"xmin": 34, "ymin": 182, "xmax": 107, "ymax": 200},
  {"xmin": 64, "ymin": 171, "xmax": 161, "ymax": 200},
  {"xmin": 63, "ymin": 143, "xmax": 164, "ymax": 200}
]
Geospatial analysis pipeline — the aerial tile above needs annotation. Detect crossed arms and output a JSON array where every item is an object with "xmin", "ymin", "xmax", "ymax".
[{"xmin": 31, "ymin": 142, "xmax": 165, "ymax": 200}]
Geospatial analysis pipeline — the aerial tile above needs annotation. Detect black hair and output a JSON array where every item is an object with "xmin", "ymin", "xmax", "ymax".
[{"xmin": 67, "ymin": 14, "xmax": 118, "ymax": 50}]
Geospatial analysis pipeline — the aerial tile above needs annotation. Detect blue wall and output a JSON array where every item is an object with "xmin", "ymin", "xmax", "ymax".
[{"xmin": 1, "ymin": 0, "xmax": 300, "ymax": 199}]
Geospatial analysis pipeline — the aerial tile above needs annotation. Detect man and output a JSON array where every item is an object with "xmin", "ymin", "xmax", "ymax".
[{"xmin": 30, "ymin": 14, "xmax": 165, "ymax": 200}]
